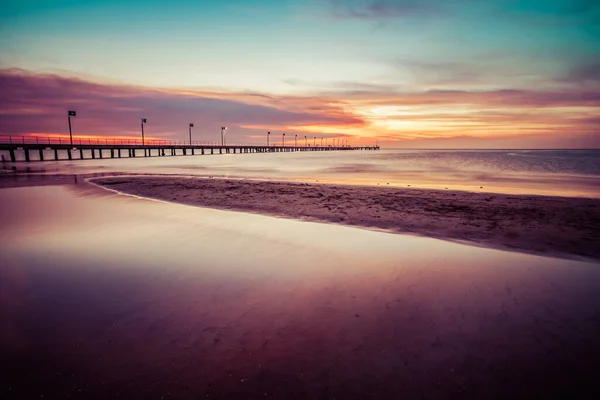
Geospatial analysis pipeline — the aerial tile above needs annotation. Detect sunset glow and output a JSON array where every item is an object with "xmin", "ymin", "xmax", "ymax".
[{"xmin": 1, "ymin": 0, "xmax": 598, "ymax": 148}]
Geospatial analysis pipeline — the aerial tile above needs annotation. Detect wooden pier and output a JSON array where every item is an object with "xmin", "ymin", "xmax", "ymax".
[{"xmin": 0, "ymin": 136, "xmax": 379, "ymax": 162}]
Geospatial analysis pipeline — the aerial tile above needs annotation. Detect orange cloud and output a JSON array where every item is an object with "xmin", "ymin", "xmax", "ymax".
[{"xmin": 1, "ymin": 69, "xmax": 598, "ymax": 148}]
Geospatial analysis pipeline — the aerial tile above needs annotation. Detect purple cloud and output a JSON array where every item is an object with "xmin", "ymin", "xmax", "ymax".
[
  {"xmin": 0, "ymin": 69, "xmax": 362, "ymax": 141},
  {"xmin": 563, "ymin": 61, "xmax": 600, "ymax": 84}
]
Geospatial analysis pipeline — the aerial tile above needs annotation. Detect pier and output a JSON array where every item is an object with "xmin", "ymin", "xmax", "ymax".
[{"xmin": 0, "ymin": 136, "xmax": 379, "ymax": 162}]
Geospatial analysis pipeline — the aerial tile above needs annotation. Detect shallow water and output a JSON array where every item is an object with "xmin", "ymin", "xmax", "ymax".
[
  {"xmin": 2, "ymin": 149, "xmax": 600, "ymax": 197},
  {"xmin": 1, "ymin": 183, "xmax": 599, "ymax": 398}
]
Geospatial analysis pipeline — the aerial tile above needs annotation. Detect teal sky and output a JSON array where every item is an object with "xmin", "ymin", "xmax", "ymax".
[
  {"xmin": 1, "ymin": 1, "xmax": 599, "ymax": 147},
  {"xmin": 3, "ymin": 0, "xmax": 598, "ymax": 92}
]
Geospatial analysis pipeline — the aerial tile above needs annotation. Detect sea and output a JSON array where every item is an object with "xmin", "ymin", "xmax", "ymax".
[
  {"xmin": 2, "ymin": 148, "xmax": 599, "ymax": 197},
  {"xmin": 2, "ymin": 147, "xmax": 600, "ymax": 398}
]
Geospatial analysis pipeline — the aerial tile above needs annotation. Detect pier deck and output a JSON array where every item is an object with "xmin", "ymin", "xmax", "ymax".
[{"xmin": 0, "ymin": 136, "xmax": 379, "ymax": 162}]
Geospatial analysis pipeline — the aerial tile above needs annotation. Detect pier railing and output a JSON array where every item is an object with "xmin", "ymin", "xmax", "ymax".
[
  {"xmin": 0, "ymin": 135, "xmax": 263, "ymax": 147},
  {"xmin": 0, "ymin": 135, "xmax": 364, "ymax": 148}
]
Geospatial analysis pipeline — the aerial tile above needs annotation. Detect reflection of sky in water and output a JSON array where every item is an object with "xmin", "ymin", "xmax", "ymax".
[
  {"xmin": 1, "ymin": 184, "xmax": 599, "ymax": 397},
  {"xmin": 2, "ymin": 149, "xmax": 599, "ymax": 197}
]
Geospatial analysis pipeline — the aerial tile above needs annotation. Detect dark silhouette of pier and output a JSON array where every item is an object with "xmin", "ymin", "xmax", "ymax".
[{"xmin": 0, "ymin": 135, "xmax": 379, "ymax": 162}]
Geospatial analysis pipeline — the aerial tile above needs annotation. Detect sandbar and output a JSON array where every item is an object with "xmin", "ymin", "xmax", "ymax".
[{"xmin": 93, "ymin": 176, "xmax": 600, "ymax": 261}]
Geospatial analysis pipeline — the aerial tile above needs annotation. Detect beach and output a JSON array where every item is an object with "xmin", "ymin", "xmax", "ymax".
[
  {"xmin": 2, "ymin": 182, "xmax": 600, "ymax": 399},
  {"xmin": 2, "ymin": 149, "xmax": 600, "ymax": 399},
  {"xmin": 93, "ymin": 176, "xmax": 600, "ymax": 261}
]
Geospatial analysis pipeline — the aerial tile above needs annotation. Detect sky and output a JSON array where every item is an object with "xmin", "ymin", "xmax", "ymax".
[{"xmin": 1, "ymin": 0, "xmax": 599, "ymax": 148}]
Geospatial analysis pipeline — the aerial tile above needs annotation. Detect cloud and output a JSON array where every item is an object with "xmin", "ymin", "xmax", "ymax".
[
  {"xmin": 329, "ymin": 0, "xmax": 600, "ymax": 20},
  {"xmin": 323, "ymin": 87, "xmax": 600, "ymax": 109},
  {"xmin": 329, "ymin": 0, "xmax": 446, "ymax": 19},
  {"xmin": 2, "ymin": 69, "xmax": 597, "ymax": 148},
  {"xmin": 0, "ymin": 69, "xmax": 364, "ymax": 140},
  {"xmin": 562, "ymin": 61, "xmax": 600, "ymax": 84}
]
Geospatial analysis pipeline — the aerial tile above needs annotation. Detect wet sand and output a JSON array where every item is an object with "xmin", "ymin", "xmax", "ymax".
[
  {"xmin": 93, "ymin": 176, "xmax": 600, "ymax": 261},
  {"xmin": 1, "ymin": 183, "xmax": 600, "ymax": 399}
]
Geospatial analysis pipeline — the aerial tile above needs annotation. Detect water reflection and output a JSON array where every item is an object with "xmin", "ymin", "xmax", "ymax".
[{"xmin": 1, "ymin": 183, "xmax": 599, "ymax": 398}]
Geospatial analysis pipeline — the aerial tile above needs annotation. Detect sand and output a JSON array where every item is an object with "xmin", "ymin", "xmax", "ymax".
[{"xmin": 92, "ymin": 176, "xmax": 600, "ymax": 261}]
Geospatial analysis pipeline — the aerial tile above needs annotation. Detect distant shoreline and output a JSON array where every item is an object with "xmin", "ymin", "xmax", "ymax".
[{"xmin": 92, "ymin": 176, "xmax": 600, "ymax": 262}]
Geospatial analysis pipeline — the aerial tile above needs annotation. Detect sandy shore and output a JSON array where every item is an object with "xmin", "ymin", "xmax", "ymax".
[{"xmin": 93, "ymin": 176, "xmax": 600, "ymax": 261}]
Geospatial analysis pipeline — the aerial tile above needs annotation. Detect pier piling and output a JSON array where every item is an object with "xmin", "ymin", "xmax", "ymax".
[{"xmin": 0, "ymin": 136, "xmax": 380, "ymax": 163}]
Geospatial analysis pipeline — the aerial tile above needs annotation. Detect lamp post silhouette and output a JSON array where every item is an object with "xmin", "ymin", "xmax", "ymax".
[
  {"xmin": 189, "ymin": 123, "xmax": 194, "ymax": 145},
  {"xmin": 68, "ymin": 110, "xmax": 76, "ymax": 146},
  {"xmin": 141, "ymin": 118, "xmax": 147, "ymax": 145},
  {"xmin": 267, "ymin": 131, "xmax": 270, "ymax": 146},
  {"xmin": 321, "ymin": 138, "xmax": 323, "ymax": 147},
  {"xmin": 282, "ymin": 133, "xmax": 285, "ymax": 147},
  {"xmin": 221, "ymin": 126, "xmax": 227, "ymax": 146},
  {"xmin": 295, "ymin": 134, "xmax": 297, "ymax": 147},
  {"xmin": 304, "ymin": 136, "xmax": 307, "ymax": 147}
]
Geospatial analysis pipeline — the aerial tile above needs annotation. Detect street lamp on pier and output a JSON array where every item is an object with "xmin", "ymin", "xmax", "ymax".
[
  {"xmin": 141, "ymin": 118, "xmax": 147, "ymax": 145},
  {"xmin": 282, "ymin": 133, "xmax": 286, "ymax": 147},
  {"xmin": 189, "ymin": 123, "xmax": 194, "ymax": 145},
  {"xmin": 68, "ymin": 110, "xmax": 76, "ymax": 146},
  {"xmin": 221, "ymin": 126, "xmax": 227, "ymax": 146},
  {"xmin": 267, "ymin": 131, "xmax": 270, "ymax": 146}
]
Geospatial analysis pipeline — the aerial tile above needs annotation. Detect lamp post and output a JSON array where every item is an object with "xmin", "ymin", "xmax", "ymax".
[
  {"xmin": 295, "ymin": 134, "xmax": 297, "ymax": 147},
  {"xmin": 304, "ymin": 136, "xmax": 307, "ymax": 147},
  {"xmin": 68, "ymin": 110, "xmax": 76, "ymax": 146},
  {"xmin": 282, "ymin": 133, "xmax": 285, "ymax": 147},
  {"xmin": 321, "ymin": 138, "xmax": 323, "ymax": 147},
  {"xmin": 189, "ymin": 123, "xmax": 194, "ymax": 145},
  {"xmin": 267, "ymin": 131, "xmax": 270, "ymax": 146},
  {"xmin": 141, "ymin": 118, "xmax": 147, "ymax": 145},
  {"xmin": 221, "ymin": 126, "xmax": 227, "ymax": 146}
]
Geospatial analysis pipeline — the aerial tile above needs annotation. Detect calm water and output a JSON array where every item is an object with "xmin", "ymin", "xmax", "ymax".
[
  {"xmin": 2, "ymin": 149, "xmax": 600, "ymax": 197},
  {"xmin": 1, "ymin": 184, "xmax": 599, "ymax": 398}
]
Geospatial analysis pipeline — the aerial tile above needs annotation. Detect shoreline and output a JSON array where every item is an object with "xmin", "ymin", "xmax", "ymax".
[{"xmin": 92, "ymin": 176, "xmax": 600, "ymax": 261}]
